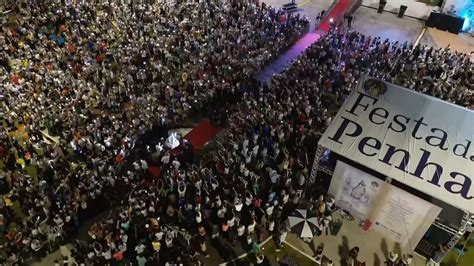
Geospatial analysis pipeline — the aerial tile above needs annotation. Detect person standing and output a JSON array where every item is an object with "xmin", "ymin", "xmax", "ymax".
[
  {"xmin": 344, "ymin": 13, "xmax": 354, "ymax": 29},
  {"xmin": 432, "ymin": 244, "xmax": 449, "ymax": 263},
  {"xmin": 387, "ymin": 251, "xmax": 398, "ymax": 266},
  {"xmin": 346, "ymin": 246, "xmax": 360, "ymax": 266},
  {"xmin": 400, "ymin": 254, "xmax": 413, "ymax": 266},
  {"xmin": 275, "ymin": 222, "xmax": 289, "ymax": 252},
  {"xmin": 314, "ymin": 243, "xmax": 324, "ymax": 263},
  {"xmin": 197, "ymin": 224, "xmax": 210, "ymax": 258},
  {"xmin": 315, "ymin": 10, "xmax": 326, "ymax": 26}
]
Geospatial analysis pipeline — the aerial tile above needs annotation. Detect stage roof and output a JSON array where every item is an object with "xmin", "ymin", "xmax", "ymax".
[{"xmin": 319, "ymin": 77, "xmax": 474, "ymax": 213}]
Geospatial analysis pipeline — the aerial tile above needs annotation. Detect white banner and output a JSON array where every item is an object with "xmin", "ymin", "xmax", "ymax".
[
  {"xmin": 320, "ymin": 77, "xmax": 474, "ymax": 213},
  {"xmin": 330, "ymin": 161, "xmax": 442, "ymax": 247},
  {"xmin": 328, "ymin": 160, "xmax": 387, "ymax": 221},
  {"xmin": 373, "ymin": 183, "xmax": 442, "ymax": 246}
]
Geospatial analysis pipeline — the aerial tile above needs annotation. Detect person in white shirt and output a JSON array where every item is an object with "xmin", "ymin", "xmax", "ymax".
[
  {"xmin": 102, "ymin": 249, "xmax": 112, "ymax": 261},
  {"xmin": 268, "ymin": 219, "xmax": 275, "ymax": 232},
  {"xmin": 401, "ymin": 254, "xmax": 413, "ymax": 265},
  {"xmin": 227, "ymin": 215, "xmax": 235, "ymax": 228},
  {"xmin": 178, "ymin": 181, "xmax": 186, "ymax": 198},
  {"xmin": 255, "ymin": 252, "xmax": 265, "ymax": 264},
  {"xmin": 135, "ymin": 243, "xmax": 145, "ymax": 255},
  {"xmin": 269, "ymin": 169, "xmax": 280, "ymax": 184},
  {"xmin": 235, "ymin": 198, "xmax": 243, "ymax": 212},
  {"xmin": 247, "ymin": 219, "xmax": 256, "ymax": 235},
  {"xmin": 161, "ymin": 152, "xmax": 170, "ymax": 165},
  {"xmin": 140, "ymin": 159, "xmax": 148, "ymax": 170},
  {"xmin": 172, "ymin": 158, "xmax": 181, "ymax": 170}
]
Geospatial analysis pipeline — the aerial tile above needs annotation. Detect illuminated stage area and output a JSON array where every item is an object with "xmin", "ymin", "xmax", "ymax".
[{"xmin": 458, "ymin": 0, "xmax": 474, "ymax": 32}]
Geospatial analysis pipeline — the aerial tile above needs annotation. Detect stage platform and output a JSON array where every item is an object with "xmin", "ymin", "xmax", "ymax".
[{"xmin": 284, "ymin": 212, "xmax": 427, "ymax": 266}]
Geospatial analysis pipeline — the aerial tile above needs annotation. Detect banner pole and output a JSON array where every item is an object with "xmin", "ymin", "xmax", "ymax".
[{"xmin": 306, "ymin": 144, "xmax": 323, "ymax": 199}]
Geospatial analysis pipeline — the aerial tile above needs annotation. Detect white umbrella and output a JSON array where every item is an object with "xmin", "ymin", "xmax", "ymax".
[{"xmin": 288, "ymin": 209, "xmax": 320, "ymax": 239}]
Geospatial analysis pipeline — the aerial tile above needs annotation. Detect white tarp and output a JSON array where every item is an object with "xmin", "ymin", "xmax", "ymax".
[
  {"xmin": 329, "ymin": 161, "xmax": 442, "ymax": 247},
  {"xmin": 320, "ymin": 77, "xmax": 474, "ymax": 213}
]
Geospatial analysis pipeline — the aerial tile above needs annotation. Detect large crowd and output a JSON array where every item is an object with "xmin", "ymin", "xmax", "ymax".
[{"xmin": 0, "ymin": 0, "xmax": 473, "ymax": 266}]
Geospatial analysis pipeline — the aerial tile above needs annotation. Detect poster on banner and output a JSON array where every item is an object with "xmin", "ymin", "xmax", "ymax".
[
  {"xmin": 329, "ymin": 161, "xmax": 387, "ymax": 220},
  {"xmin": 319, "ymin": 77, "xmax": 474, "ymax": 213},
  {"xmin": 373, "ymin": 186, "xmax": 441, "ymax": 246},
  {"xmin": 330, "ymin": 161, "xmax": 442, "ymax": 247}
]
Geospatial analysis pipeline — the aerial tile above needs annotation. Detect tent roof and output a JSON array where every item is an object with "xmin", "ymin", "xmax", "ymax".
[{"xmin": 319, "ymin": 77, "xmax": 474, "ymax": 213}]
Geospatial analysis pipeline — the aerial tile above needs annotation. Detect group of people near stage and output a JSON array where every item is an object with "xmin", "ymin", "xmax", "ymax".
[{"xmin": 0, "ymin": 0, "xmax": 473, "ymax": 265}]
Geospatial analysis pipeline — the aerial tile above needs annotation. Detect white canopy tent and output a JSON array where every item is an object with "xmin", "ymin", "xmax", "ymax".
[{"xmin": 311, "ymin": 77, "xmax": 473, "ymax": 254}]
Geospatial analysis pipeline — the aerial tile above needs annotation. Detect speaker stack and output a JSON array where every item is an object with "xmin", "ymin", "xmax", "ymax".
[
  {"xmin": 398, "ymin": 5, "xmax": 408, "ymax": 18},
  {"xmin": 378, "ymin": 0, "xmax": 387, "ymax": 13}
]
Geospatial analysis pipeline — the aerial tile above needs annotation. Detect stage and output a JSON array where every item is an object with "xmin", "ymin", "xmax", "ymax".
[
  {"xmin": 284, "ymin": 212, "xmax": 427, "ymax": 265},
  {"xmin": 352, "ymin": 5, "xmax": 424, "ymax": 44}
]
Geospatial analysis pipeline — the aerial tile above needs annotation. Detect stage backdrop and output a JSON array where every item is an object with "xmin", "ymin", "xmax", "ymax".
[
  {"xmin": 329, "ymin": 161, "xmax": 442, "ymax": 247},
  {"xmin": 319, "ymin": 76, "xmax": 474, "ymax": 213}
]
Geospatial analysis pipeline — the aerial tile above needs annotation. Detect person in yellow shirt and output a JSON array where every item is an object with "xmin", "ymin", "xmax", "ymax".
[
  {"xmin": 152, "ymin": 240, "xmax": 161, "ymax": 251},
  {"xmin": 22, "ymin": 58, "xmax": 29, "ymax": 69}
]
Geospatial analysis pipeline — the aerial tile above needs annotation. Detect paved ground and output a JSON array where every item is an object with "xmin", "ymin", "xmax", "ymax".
[
  {"xmin": 285, "ymin": 212, "xmax": 427, "ymax": 266},
  {"xmin": 351, "ymin": 6, "xmax": 424, "ymax": 44},
  {"xmin": 419, "ymin": 28, "xmax": 474, "ymax": 55}
]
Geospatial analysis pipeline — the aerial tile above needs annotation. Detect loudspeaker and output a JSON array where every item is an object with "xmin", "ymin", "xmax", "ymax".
[
  {"xmin": 398, "ymin": 5, "xmax": 407, "ymax": 18},
  {"xmin": 282, "ymin": 2, "xmax": 298, "ymax": 11},
  {"xmin": 426, "ymin": 12, "xmax": 438, "ymax": 27},
  {"xmin": 378, "ymin": 1, "xmax": 387, "ymax": 13},
  {"xmin": 426, "ymin": 12, "xmax": 465, "ymax": 34}
]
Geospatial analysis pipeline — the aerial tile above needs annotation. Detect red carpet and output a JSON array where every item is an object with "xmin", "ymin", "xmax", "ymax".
[
  {"xmin": 318, "ymin": 0, "xmax": 351, "ymax": 32},
  {"xmin": 184, "ymin": 119, "xmax": 222, "ymax": 150}
]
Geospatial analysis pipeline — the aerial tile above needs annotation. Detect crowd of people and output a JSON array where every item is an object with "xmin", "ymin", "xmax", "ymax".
[{"xmin": 1, "ymin": 0, "xmax": 473, "ymax": 265}]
